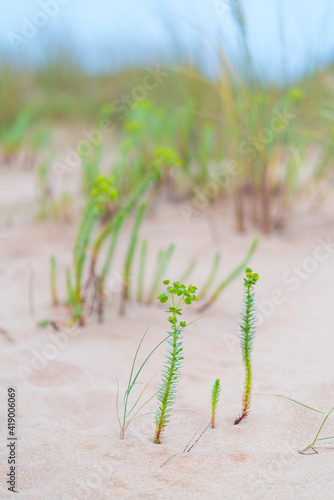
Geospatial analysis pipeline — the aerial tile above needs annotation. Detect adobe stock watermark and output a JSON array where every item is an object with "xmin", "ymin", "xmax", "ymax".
[
  {"xmin": 7, "ymin": 0, "xmax": 71, "ymax": 53},
  {"xmin": 179, "ymin": 106, "xmax": 296, "ymax": 224},
  {"xmin": 53, "ymin": 64, "xmax": 169, "ymax": 184}
]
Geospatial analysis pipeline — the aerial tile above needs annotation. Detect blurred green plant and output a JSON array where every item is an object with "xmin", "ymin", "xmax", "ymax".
[{"xmin": 154, "ymin": 280, "xmax": 199, "ymax": 444}]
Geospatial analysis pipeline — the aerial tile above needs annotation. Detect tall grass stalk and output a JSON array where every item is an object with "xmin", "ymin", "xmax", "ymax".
[
  {"xmin": 137, "ymin": 239, "xmax": 148, "ymax": 303},
  {"xmin": 88, "ymin": 169, "xmax": 159, "ymax": 282},
  {"xmin": 73, "ymin": 176, "xmax": 117, "ymax": 324},
  {"xmin": 66, "ymin": 267, "xmax": 75, "ymax": 309},
  {"xmin": 50, "ymin": 256, "xmax": 58, "ymax": 306},
  {"xmin": 199, "ymin": 252, "xmax": 221, "ymax": 299},
  {"xmin": 147, "ymin": 244, "xmax": 175, "ymax": 304},
  {"xmin": 99, "ymin": 211, "xmax": 126, "ymax": 297},
  {"xmin": 147, "ymin": 250, "xmax": 164, "ymax": 304},
  {"xmin": 121, "ymin": 203, "xmax": 148, "ymax": 311},
  {"xmin": 180, "ymin": 261, "xmax": 197, "ymax": 283}
]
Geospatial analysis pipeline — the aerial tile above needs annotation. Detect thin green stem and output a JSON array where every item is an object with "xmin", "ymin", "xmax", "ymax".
[
  {"xmin": 180, "ymin": 261, "xmax": 197, "ymax": 283},
  {"xmin": 199, "ymin": 237, "xmax": 259, "ymax": 312},
  {"xmin": 122, "ymin": 202, "xmax": 148, "ymax": 305},
  {"xmin": 302, "ymin": 406, "xmax": 334, "ymax": 453},
  {"xmin": 50, "ymin": 255, "xmax": 58, "ymax": 306},
  {"xmin": 137, "ymin": 239, "xmax": 148, "ymax": 303},
  {"xmin": 199, "ymin": 252, "xmax": 221, "ymax": 299}
]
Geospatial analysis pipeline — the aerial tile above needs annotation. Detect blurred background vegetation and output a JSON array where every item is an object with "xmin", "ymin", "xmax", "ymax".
[{"xmin": 1, "ymin": 0, "xmax": 334, "ymax": 233}]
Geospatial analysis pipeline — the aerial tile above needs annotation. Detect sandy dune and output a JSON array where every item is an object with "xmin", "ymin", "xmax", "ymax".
[{"xmin": 0, "ymin": 181, "xmax": 334, "ymax": 499}]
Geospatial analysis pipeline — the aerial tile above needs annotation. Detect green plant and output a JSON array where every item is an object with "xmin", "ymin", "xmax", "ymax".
[
  {"xmin": 0, "ymin": 108, "xmax": 31, "ymax": 160},
  {"xmin": 199, "ymin": 252, "xmax": 221, "ymax": 299},
  {"xmin": 87, "ymin": 164, "xmax": 160, "ymax": 284},
  {"xmin": 80, "ymin": 142, "xmax": 102, "ymax": 199},
  {"xmin": 211, "ymin": 379, "xmax": 221, "ymax": 429},
  {"xmin": 257, "ymin": 393, "xmax": 333, "ymax": 453},
  {"xmin": 180, "ymin": 261, "xmax": 197, "ymax": 283},
  {"xmin": 199, "ymin": 237, "xmax": 259, "ymax": 311},
  {"xmin": 154, "ymin": 280, "xmax": 199, "ymax": 444},
  {"xmin": 73, "ymin": 175, "xmax": 118, "ymax": 324},
  {"xmin": 147, "ymin": 244, "xmax": 176, "ymax": 304},
  {"xmin": 301, "ymin": 406, "xmax": 334, "ymax": 453},
  {"xmin": 235, "ymin": 267, "xmax": 259, "ymax": 425},
  {"xmin": 66, "ymin": 267, "xmax": 75, "ymax": 309},
  {"xmin": 120, "ymin": 202, "xmax": 148, "ymax": 313},
  {"xmin": 137, "ymin": 239, "xmax": 148, "ymax": 303},
  {"xmin": 97, "ymin": 211, "xmax": 125, "ymax": 319},
  {"xmin": 117, "ymin": 327, "xmax": 173, "ymax": 440},
  {"xmin": 35, "ymin": 158, "xmax": 53, "ymax": 219},
  {"xmin": 50, "ymin": 256, "xmax": 58, "ymax": 306}
]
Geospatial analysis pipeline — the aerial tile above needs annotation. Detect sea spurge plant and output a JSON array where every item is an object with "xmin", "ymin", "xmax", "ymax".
[
  {"xmin": 152, "ymin": 147, "xmax": 183, "ymax": 168},
  {"xmin": 91, "ymin": 175, "xmax": 118, "ymax": 212},
  {"xmin": 73, "ymin": 176, "xmax": 118, "ymax": 324},
  {"xmin": 211, "ymin": 379, "xmax": 221, "ymax": 429},
  {"xmin": 87, "ymin": 166, "xmax": 161, "ymax": 283},
  {"xmin": 235, "ymin": 267, "xmax": 259, "ymax": 425},
  {"xmin": 154, "ymin": 280, "xmax": 198, "ymax": 444}
]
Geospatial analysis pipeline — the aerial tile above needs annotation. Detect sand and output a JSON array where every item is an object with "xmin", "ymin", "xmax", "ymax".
[{"xmin": 0, "ymin": 169, "xmax": 334, "ymax": 499}]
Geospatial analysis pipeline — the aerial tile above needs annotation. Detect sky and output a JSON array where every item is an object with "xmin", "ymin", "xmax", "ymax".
[{"xmin": 0, "ymin": 0, "xmax": 334, "ymax": 81}]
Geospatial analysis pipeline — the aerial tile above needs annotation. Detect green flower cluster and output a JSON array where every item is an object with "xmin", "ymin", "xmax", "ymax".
[
  {"xmin": 157, "ymin": 280, "xmax": 198, "ymax": 329},
  {"xmin": 153, "ymin": 147, "xmax": 183, "ymax": 168},
  {"xmin": 91, "ymin": 175, "xmax": 118, "ymax": 213},
  {"xmin": 288, "ymin": 87, "xmax": 305, "ymax": 101},
  {"xmin": 244, "ymin": 267, "xmax": 259, "ymax": 287}
]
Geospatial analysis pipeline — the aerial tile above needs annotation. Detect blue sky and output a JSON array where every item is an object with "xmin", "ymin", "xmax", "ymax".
[{"xmin": 0, "ymin": 0, "xmax": 334, "ymax": 80}]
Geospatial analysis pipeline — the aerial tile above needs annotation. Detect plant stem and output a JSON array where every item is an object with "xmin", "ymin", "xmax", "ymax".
[
  {"xmin": 50, "ymin": 255, "xmax": 58, "ymax": 306},
  {"xmin": 199, "ymin": 252, "xmax": 221, "ymax": 299},
  {"xmin": 147, "ymin": 244, "xmax": 175, "ymax": 304},
  {"xmin": 120, "ymin": 203, "xmax": 148, "ymax": 313},
  {"xmin": 199, "ymin": 237, "xmax": 259, "ymax": 312},
  {"xmin": 301, "ymin": 406, "xmax": 334, "ymax": 453},
  {"xmin": 137, "ymin": 239, "xmax": 148, "ymax": 303},
  {"xmin": 180, "ymin": 261, "xmax": 197, "ymax": 283}
]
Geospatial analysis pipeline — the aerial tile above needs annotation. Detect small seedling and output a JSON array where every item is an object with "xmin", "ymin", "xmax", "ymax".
[
  {"xmin": 154, "ymin": 280, "xmax": 198, "ymax": 444},
  {"xmin": 211, "ymin": 379, "xmax": 221, "ymax": 429},
  {"xmin": 235, "ymin": 267, "xmax": 259, "ymax": 425}
]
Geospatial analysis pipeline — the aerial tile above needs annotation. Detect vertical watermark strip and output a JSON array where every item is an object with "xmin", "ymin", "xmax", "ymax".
[{"xmin": 6, "ymin": 387, "xmax": 18, "ymax": 493}]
